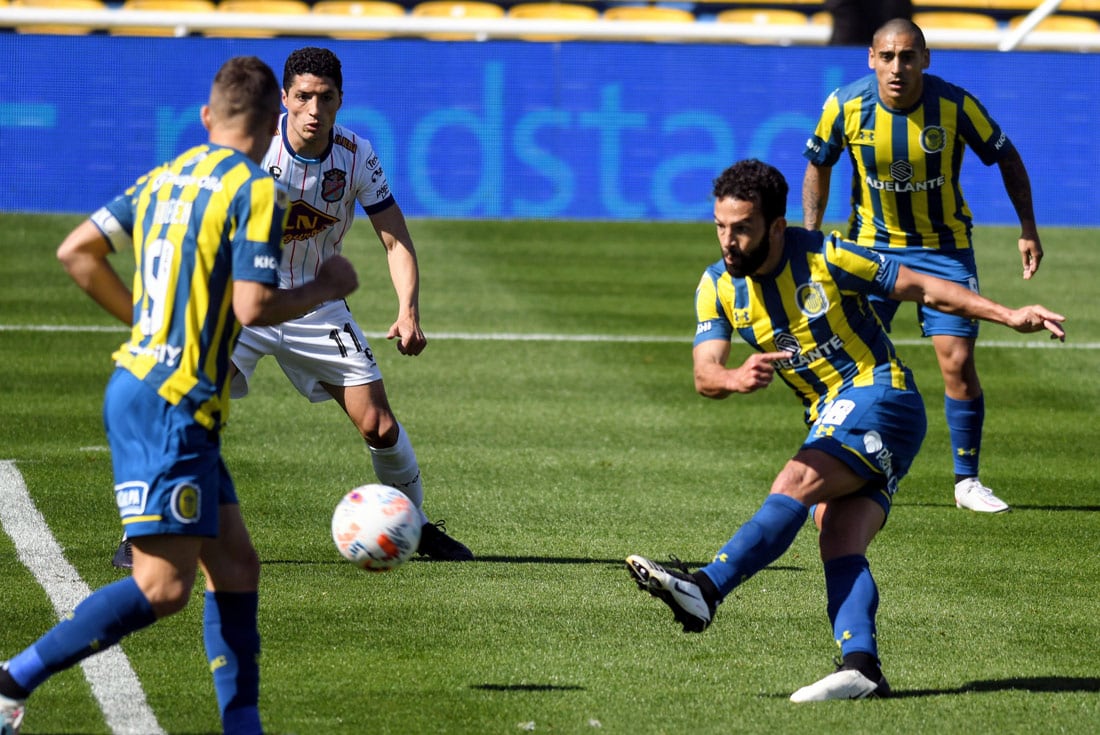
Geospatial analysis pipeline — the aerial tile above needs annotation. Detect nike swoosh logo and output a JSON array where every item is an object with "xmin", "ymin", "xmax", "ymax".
[{"xmin": 673, "ymin": 581, "xmax": 702, "ymax": 599}]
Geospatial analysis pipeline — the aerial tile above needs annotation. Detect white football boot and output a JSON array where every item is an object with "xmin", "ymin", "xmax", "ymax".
[
  {"xmin": 790, "ymin": 667, "xmax": 890, "ymax": 702},
  {"xmin": 626, "ymin": 555, "xmax": 715, "ymax": 633},
  {"xmin": 954, "ymin": 477, "xmax": 1010, "ymax": 513}
]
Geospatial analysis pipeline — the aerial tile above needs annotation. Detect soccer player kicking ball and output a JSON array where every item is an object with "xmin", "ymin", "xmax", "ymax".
[{"xmin": 626, "ymin": 159, "xmax": 1064, "ymax": 702}]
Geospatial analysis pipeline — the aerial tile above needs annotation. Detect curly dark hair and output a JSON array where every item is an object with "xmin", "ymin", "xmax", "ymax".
[
  {"xmin": 283, "ymin": 47, "xmax": 343, "ymax": 93},
  {"xmin": 711, "ymin": 159, "xmax": 789, "ymax": 225}
]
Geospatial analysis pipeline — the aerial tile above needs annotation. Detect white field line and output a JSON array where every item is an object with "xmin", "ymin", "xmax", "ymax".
[
  {"xmin": 0, "ymin": 461, "xmax": 166, "ymax": 735},
  {"xmin": 0, "ymin": 323, "xmax": 1093, "ymax": 349}
]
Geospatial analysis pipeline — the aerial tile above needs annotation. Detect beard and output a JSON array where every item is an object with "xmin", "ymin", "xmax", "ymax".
[{"xmin": 725, "ymin": 231, "xmax": 771, "ymax": 279}]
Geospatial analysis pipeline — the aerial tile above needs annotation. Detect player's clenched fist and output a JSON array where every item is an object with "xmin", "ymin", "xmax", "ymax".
[
  {"xmin": 732, "ymin": 351, "xmax": 793, "ymax": 393},
  {"xmin": 316, "ymin": 255, "xmax": 359, "ymax": 300}
]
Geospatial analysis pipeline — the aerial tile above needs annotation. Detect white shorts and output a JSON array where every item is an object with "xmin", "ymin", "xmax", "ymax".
[{"xmin": 231, "ymin": 300, "xmax": 382, "ymax": 403}]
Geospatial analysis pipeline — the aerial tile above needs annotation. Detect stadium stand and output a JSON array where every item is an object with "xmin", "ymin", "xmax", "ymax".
[
  {"xmin": 410, "ymin": 0, "xmax": 505, "ymax": 40},
  {"xmin": 1007, "ymin": 11, "xmax": 1100, "ymax": 48},
  {"xmin": 602, "ymin": 5, "xmax": 695, "ymax": 23},
  {"xmin": 714, "ymin": 8, "xmax": 815, "ymax": 44},
  {"xmin": 0, "ymin": 0, "xmax": 1098, "ymax": 45},
  {"xmin": 11, "ymin": 0, "xmax": 107, "ymax": 34},
  {"xmin": 507, "ymin": 2, "xmax": 600, "ymax": 41},
  {"xmin": 600, "ymin": 4, "xmax": 696, "ymax": 42},
  {"xmin": 311, "ymin": 0, "xmax": 406, "ymax": 39},
  {"xmin": 110, "ymin": 0, "xmax": 215, "ymax": 36},
  {"xmin": 205, "ymin": 0, "xmax": 310, "ymax": 37},
  {"xmin": 912, "ymin": 10, "xmax": 1000, "ymax": 35}
]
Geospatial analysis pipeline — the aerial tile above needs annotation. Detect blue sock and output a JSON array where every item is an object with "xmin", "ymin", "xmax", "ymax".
[
  {"xmin": 699, "ymin": 494, "xmax": 808, "ymax": 601},
  {"xmin": 6, "ymin": 577, "xmax": 155, "ymax": 692},
  {"xmin": 825, "ymin": 554, "xmax": 879, "ymax": 659},
  {"xmin": 204, "ymin": 591, "xmax": 262, "ymax": 735},
  {"xmin": 945, "ymin": 394, "xmax": 983, "ymax": 477}
]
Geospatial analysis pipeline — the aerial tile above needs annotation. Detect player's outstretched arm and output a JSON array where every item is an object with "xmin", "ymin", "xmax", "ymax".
[
  {"xmin": 891, "ymin": 265, "xmax": 1065, "ymax": 341},
  {"xmin": 234, "ymin": 255, "xmax": 359, "ymax": 327},
  {"xmin": 56, "ymin": 219, "xmax": 132, "ymax": 325}
]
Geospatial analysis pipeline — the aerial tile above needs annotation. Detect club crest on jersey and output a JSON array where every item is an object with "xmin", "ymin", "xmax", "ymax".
[
  {"xmin": 268, "ymin": 165, "xmax": 283, "ymax": 179},
  {"xmin": 795, "ymin": 282, "xmax": 829, "ymax": 318},
  {"xmin": 920, "ymin": 125, "xmax": 946, "ymax": 154},
  {"xmin": 322, "ymin": 169, "xmax": 347, "ymax": 202},
  {"xmin": 170, "ymin": 483, "xmax": 201, "ymax": 524},
  {"xmin": 284, "ymin": 200, "xmax": 339, "ymax": 242}
]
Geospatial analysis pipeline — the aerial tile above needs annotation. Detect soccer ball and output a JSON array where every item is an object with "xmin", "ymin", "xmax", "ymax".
[{"xmin": 331, "ymin": 484, "xmax": 422, "ymax": 571}]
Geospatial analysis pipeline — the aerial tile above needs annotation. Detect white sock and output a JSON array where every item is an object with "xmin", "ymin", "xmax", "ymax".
[{"xmin": 367, "ymin": 423, "xmax": 427, "ymax": 525}]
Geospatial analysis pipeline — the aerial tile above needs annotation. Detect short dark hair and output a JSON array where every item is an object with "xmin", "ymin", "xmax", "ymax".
[
  {"xmin": 283, "ymin": 46, "xmax": 343, "ymax": 93},
  {"xmin": 873, "ymin": 18, "xmax": 926, "ymax": 52},
  {"xmin": 210, "ymin": 55, "xmax": 280, "ymax": 129},
  {"xmin": 712, "ymin": 159, "xmax": 789, "ymax": 225}
]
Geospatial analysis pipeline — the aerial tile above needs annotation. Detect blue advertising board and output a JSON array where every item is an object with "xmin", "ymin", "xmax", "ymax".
[{"xmin": 1, "ymin": 34, "xmax": 1097, "ymax": 225}]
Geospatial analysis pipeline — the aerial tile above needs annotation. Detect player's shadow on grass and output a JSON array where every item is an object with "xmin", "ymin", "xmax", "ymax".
[
  {"xmin": 420, "ymin": 554, "xmax": 805, "ymax": 571},
  {"xmin": 892, "ymin": 675, "xmax": 1100, "ymax": 698},
  {"xmin": 899, "ymin": 502, "xmax": 1100, "ymax": 512},
  {"xmin": 471, "ymin": 683, "xmax": 586, "ymax": 692},
  {"xmin": 261, "ymin": 556, "xmax": 805, "ymax": 570},
  {"xmin": 765, "ymin": 676, "xmax": 1100, "ymax": 700}
]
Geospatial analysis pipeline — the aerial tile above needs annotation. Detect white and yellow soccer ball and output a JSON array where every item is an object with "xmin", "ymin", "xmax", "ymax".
[{"xmin": 331, "ymin": 484, "xmax": 422, "ymax": 571}]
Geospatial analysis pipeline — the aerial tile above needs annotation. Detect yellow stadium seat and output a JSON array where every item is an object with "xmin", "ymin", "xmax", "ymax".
[
  {"xmin": 111, "ymin": 0, "xmax": 216, "ymax": 37},
  {"xmin": 996, "ymin": 0, "xmax": 1100, "ymax": 9},
  {"xmin": 12, "ymin": 0, "xmax": 107, "ymax": 35},
  {"xmin": 206, "ymin": 0, "xmax": 310, "ymax": 38},
  {"xmin": 715, "ymin": 9, "xmax": 810, "ymax": 44},
  {"xmin": 914, "ymin": 0, "xmax": 990, "ymax": 7},
  {"xmin": 600, "ymin": 5, "xmax": 694, "ymax": 43},
  {"xmin": 1007, "ymin": 12, "xmax": 1100, "ymax": 47},
  {"xmin": 912, "ymin": 11, "xmax": 1000, "ymax": 48},
  {"xmin": 506, "ymin": 2, "xmax": 599, "ymax": 42},
  {"xmin": 1009, "ymin": 13, "xmax": 1100, "ymax": 32},
  {"xmin": 913, "ymin": 11, "xmax": 1000, "ymax": 30},
  {"xmin": 410, "ymin": 0, "xmax": 505, "ymax": 40},
  {"xmin": 602, "ymin": 5, "xmax": 694, "ymax": 23},
  {"xmin": 312, "ymin": 0, "xmax": 406, "ymax": 40},
  {"xmin": 912, "ymin": 11, "xmax": 999, "ymax": 30}
]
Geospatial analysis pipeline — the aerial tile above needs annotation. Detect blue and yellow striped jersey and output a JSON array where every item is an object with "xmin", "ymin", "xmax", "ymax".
[
  {"xmin": 91, "ymin": 143, "xmax": 287, "ymax": 430},
  {"xmin": 694, "ymin": 228, "xmax": 918, "ymax": 424},
  {"xmin": 804, "ymin": 73, "xmax": 1013, "ymax": 250}
]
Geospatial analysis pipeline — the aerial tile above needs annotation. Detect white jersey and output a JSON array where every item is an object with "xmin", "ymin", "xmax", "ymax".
[{"xmin": 263, "ymin": 114, "xmax": 395, "ymax": 289}]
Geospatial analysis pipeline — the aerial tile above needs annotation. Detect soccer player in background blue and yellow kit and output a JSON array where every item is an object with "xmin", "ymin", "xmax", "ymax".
[
  {"xmin": 627, "ymin": 159, "xmax": 1063, "ymax": 702},
  {"xmin": 802, "ymin": 18, "xmax": 1043, "ymax": 513},
  {"xmin": 0, "ymin": 57, "xmax": 357, "ymax": 735}
]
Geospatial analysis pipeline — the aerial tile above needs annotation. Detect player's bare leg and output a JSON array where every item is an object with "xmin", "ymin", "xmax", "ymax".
[
  {"xmin": 932, "ymin": 335, "xmax": 1007, "ymax": 513},
  {"xmin": 324, "ymin": 381, "xmax": 473, "ymax": 560}
]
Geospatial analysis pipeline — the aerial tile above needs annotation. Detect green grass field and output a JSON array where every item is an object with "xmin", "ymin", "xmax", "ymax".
[{"xmin": 1, "ymin": 213, "xmax": 1098, "ymax": 734}]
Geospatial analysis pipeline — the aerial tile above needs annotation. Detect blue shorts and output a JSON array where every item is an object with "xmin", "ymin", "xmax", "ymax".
[
  {"xmin": 803, "ymin": 386, "xmax": 927, "ymax": 518},
  {"xmin": 869, "ymin": 248, "xmax": 980, "ymax": 339},
  {"xmin": 103, "ymin": 369, "xmax": 236, "ymax": 538}
]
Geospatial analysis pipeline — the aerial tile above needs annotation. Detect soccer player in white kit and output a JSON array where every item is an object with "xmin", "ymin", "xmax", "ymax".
[
  {"xmin": 113, "ymin": 46, "xmax": 472, "ymax": 567},
  {"xmin": 243, "ymin": 46, "xmax": 470, "ymax": 560}
]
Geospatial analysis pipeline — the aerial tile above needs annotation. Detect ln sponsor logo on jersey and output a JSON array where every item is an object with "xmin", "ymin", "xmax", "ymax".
[{"xmin": 284, "ymin": 200, "xmax": 339, "ymax": 242}]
